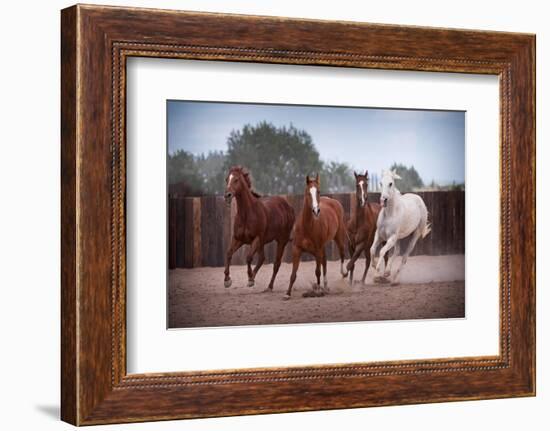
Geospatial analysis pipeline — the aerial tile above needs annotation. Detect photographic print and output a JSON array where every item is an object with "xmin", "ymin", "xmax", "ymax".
[{"xmin": 167, "ymin": 101, "xmax": 465, "ymax": 329}]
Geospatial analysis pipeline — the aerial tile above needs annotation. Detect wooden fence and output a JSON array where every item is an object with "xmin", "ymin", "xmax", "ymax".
[{"xmin": 168, "ymin": 191, "xmax": 465, "ymax": 269}]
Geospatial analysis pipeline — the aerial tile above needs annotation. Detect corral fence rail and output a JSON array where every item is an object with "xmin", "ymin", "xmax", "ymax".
[{"xmin": 168, "ymin": 191, "xmax": 465, "ymax": 269}]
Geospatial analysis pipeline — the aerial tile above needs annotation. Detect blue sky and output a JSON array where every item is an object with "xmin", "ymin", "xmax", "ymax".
[{"xmin": 167, "ymin": 100, "xmax": 465, "ymax": 185}]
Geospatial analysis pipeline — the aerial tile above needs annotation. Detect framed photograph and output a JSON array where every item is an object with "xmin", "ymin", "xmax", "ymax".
[{"xmin": 61, "ymin": 4, "xmax": 535, "ymax": 425}]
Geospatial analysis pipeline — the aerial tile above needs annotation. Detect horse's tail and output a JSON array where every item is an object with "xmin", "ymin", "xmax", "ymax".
[{"xmin": 422, "ymin": 222, "xmax": 432, "ymax": 239}]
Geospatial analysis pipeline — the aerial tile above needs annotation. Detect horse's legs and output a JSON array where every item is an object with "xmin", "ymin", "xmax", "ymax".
[
  {"xmin": 375, "ymin": 234, "xmax": 398, "ymax": 276},
  {"xmin": 314, "ymin": 253, "xmax": 322, "ymax": 289},
  {"xmin": 321, "ymin": 249, "xmax": 328, "ymax": 292},
  {"xmin": 224, "ymin": 238, "xmax": 244, "ymax": 288},
  {"xmin": 265, "ymin": 239, "xmax": 286, "ymax": 292},
  {"xmin": 246, "ymin": 236, "xmax": 262, "ymax": 287},
  {"xmin": 384, "ymin": 241, "xmax": 401, "ymax": 278},
  {"xmin": 251, "ymin": 245, "xmax": 266, "ymax": 286},
  {"xmin": 335, "ymin": 225, "xmax": 347, "ymax": 277},
  {"xmin": 284, "ymin": 245, "xmax": 302, "ymax": 299},
  {"xmin": 361, "ymin": 248, "xmax": 370, "ymax": 285},
  {"xmin": 347, "ymin": 239, "xmax": 356, "ymax": 285},
  {"xmin": 370, "ymin": 230, "xmax": 382, "ymax": 271},
  {"xmin": 346, "ymin": 242, "xmax": 365, "ymax": 286},
  {"xmin": 391, "ymin": 229, "xmax": 422, "ymax": 285}
]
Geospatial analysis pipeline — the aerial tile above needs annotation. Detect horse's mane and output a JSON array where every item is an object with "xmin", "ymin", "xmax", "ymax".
[{"xmin": 228, "ymin": 166, "xmax": 263, "ymax": 198}]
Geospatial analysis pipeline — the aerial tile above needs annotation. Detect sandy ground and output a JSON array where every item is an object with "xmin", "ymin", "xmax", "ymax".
[{"xmin": 168, "ymin": 255, "xmax": 465, "ymax": 328}]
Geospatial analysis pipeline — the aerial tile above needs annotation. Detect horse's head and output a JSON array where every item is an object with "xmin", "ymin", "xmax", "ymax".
[
  {"xmin": 380, "ymin": 169, "xmax": 401, "ymax": 207},
  {"xmin": 305, "ymin": 173, "xmax": 321, "ymax": 218},
  {"xmin": 225, "ymin": 166, "xmax": 251, "ymax": 204},
  {"xmin": 354, "ymin": 170, "xmax": 369, "ymax": 207}
]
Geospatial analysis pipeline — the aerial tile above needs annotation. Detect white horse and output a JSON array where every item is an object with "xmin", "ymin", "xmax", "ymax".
[{"xmin": 370, "ymin": 170, "xmax": 431, "ymax": 285}]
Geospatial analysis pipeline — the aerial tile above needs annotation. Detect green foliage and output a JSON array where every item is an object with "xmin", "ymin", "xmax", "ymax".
[
  {"xmin": 167, "ymin": 149, "xmax": 202, "ymax": 192},
  {"xmin": 168, "ymin": 121, "xmax": 359, "ymax": 196},
  {"xmin": 194, "ymin": 151, "xmax": 226, "ymax": 195},
  {"xmin": 447, "ymin": 181, "xmax": 465, "ymax": 191},
  {"xmin": 223, "ymin": 122, "xmax": 323, "ymax": 195},
  {"xmin": 389, "ymin": 162, "xmax": 425, "ymax": 192},
  {"xmin": 321, "ymin": 161, "xmax": 356, "ymax": 193},
  {"xmin": 425, "ymin": 178, "xmax": 465, "ymax": 191},
  {"xmin": 168, "ymin": 150, "xmax": 225, "ymax": 195}
]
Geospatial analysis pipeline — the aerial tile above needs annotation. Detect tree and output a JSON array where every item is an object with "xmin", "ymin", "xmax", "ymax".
[
  {"xmin": 167, "ymin": 149, "xmax": 202, "ymax": 191},
  {"xmin": 194, "ymin": 151, "xmax": 226, "ymax": 194},
  {"xmin": 223, "ymin": 122, "xmax": 323, "ymax": 195},
  {"xmin": 168, "ymin": 150, "xmax": 227, "ymax": 195},
  {"xmin": 321, "ymin": 161, "xmax": 356, "ymax": 193},
  {"xmin": 168, "ymin": 122, "xmax": 359, "ymax": 196},
  {"xmin": 389, "ymin": 163, "xmax": 424, "ymax": 192}
]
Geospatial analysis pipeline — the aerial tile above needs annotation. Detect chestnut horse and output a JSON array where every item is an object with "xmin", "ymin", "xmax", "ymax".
[
  {"xmin": 346, "ymin": 170, "xmax": 387, "ymax": 285},
  {"xmin": 285, "ymin": 174, "xmax": 347, "ymax": 299},
  {"xmin": 224, "ymin": 166, "xmax": 295, "ymax": 291}
]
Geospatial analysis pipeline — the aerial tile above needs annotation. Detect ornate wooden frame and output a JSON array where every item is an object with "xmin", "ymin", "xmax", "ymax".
[{"xmin": 61, "ymin": 4, "xmax": 535, "ymax": 425}]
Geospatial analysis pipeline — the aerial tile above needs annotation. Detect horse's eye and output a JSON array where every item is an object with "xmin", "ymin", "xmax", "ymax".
[{"xmin": 389, "ymin": 182, "xmax": 393, "ymax": 187}]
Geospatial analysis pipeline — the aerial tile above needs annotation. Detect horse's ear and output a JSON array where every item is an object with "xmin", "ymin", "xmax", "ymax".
[
  {"xmin": 391, "ymin": 170, "xmax": 402, "ymax": 180},
  {"xmin": 315, "ymin": 173, "xmax": 320, "ymax": 184},
  {"xmin": 353, "ymin": 171, "xmax": 358, "ymax": 179},
  {"xmin": 306, "ymin": 175, "xmax": 310, "ymax": 184},
  {"xmin": 364, "ymin": 170, "xmax": 369, "ymax": 179}
]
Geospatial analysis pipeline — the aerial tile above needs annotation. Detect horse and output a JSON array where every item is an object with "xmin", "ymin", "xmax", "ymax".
[
  {"xmin": 346, "ymin": 170, "xmax": 387, "ymax": 285},
  {"xmin": 370, "ymin": 169, "xmax": 431, "ymax": 285},
  {"xmin": 223, "ymin": 166, "xmax": 295, "ymax": 292},
  {"xmin": 285, "ymin": 173, "xmax": 347, "ymax": 299}
]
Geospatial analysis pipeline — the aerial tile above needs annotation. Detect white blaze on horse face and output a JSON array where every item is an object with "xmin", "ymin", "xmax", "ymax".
[
  {"xmin": 358, "ymin": 180, "xmax": 366, "ymax": 206},
  {"xmin": 225, "ymin": 173, "xmax": 236, "ymax": 203},
  {"xmin": 310, "ymin": 186, "xmax": 320, "ymax": 216}
]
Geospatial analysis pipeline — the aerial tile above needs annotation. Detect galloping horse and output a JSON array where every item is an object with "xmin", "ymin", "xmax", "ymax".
[
  {"xmin": 370, "ymin": 170, "xmax": 431, "ymax": 285},
  {"xmin": 346, "ymin": 170, "xmax": 386, "ymax": 285},
  {"xmin": 285, "ymin": 174, "xmax": 347, "ymax": 299},
  {"xmin": 224, "ymin": 166, "xmax": 295, "ymax": 291}
]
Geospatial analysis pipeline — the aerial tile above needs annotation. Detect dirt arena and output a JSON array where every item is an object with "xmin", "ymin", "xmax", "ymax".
[{"xmin": 168, "ymin": 254, "xmax": 465, "ymax": 328}]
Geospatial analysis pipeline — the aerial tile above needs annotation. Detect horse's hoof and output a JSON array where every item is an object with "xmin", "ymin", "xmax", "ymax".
[
  {"xmin": 391, "ymin": 281, "xmax": 400, "ymax": 286},
  {"xmin": 262, "ymin": 287, "xmax": 273, "ymax": 293},
  {"xmin": 384, "ymin": 271, "xmax": 391, "ymax": 278},
  {"xmin": 224, "ymin": 279, "xmax": 232, "ymax": 288},
  {"xmin": 247, "ymin": 279, "xmax": 255, "ymax": 287},
  {"xmin": 283, "ymin": 294, "xmax": 291, "ymax": 301}
]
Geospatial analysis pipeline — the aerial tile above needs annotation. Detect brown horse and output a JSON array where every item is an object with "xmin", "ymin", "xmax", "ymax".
[
  {"xmin": 346, "ymin": 170, "xmax": 387, "ymax": 285},
  {"xmin": 223, "ymin": 166, "xmax": 295, "ymax": 291},
  {"xmin": 285, "ymin": 174, "xmax": 347, "ymax": 299}
]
